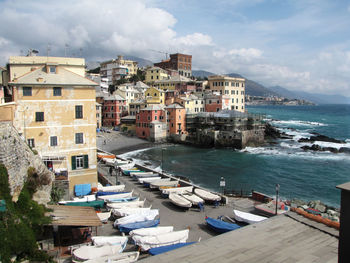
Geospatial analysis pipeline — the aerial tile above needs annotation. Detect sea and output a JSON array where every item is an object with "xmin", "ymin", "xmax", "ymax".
[{"xmin": 120, "ymin": 104, "xmax": 350, "ymax": 208}]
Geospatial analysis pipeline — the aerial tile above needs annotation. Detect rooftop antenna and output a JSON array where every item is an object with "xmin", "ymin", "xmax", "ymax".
[
  {"xmin": 46, "ymin": 43, "xmax": 51, "ymax": 57},
  {"xmin": 64, "ymin": 44, "xmax": 69, "ymax": 57},
  {"xmin": 79, "ymin": 48, "xmax": 83, "ymax": 57},
  {"xmin": 27, "ymin": 49, "xmax": 39, "ymax": 56}
]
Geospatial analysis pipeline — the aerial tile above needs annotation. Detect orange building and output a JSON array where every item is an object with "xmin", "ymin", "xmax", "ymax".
[{"xmin": 165, "ymin": 103, "xmax": 186, "ymax": 135}]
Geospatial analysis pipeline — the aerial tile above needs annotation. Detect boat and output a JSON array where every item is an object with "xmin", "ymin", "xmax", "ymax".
[
  {"xmin": 132, "ymin": 229, "xmax": 189, "ymax": 251},
  {"xmin": 133, "ymin": 173, "xmax": 160, "ymax": 179},
  {"xmin": 162, "ymin": 186, "xmax": 193, "ymax": 197},
  {"xmin": 194, "ymin": 188, "xmax": 221, "ymax": 202},
  {"xmin": 233, "ymin": 209, "xmax": 267, "ymax": 224},
  {"xmin": 97, "ymin": 153, "xmax": 115, "ymax": 159},
  {"xmin": 129, "ymin": 226, "xmax": 174, "ymax": 237},
  {"xmin": 92, "ymin": 236, "xmax": 128, "ymax": 247},
  {"xmin": 130, "ymin": 172, "xmax": 155, "ymax": 178},
  {"xmin": 97, "ymin": 184, "xmax": 126, "ymax": 192},
  {"xmin": 205, "ymin": 217, "xmax": 240, "ymax": 233},
  {"xmin": 96, "ymin": 190, "xmax": 129, "ymax": 197},
  {"xmin": 72, "ymin": 244, "xmax": 124, "ymax": 262},
  {"xmin": 138, "ymin": 177, "xmax": 162, "ymax": 184},
  {"xmin": 83, "ymin": 252, "xmax": 139, "ymax": 263},
  {"xmin": 118, "ymin": 219, "xmax": 160, "ymax": 233},
  {"xmin": 111, "ymin": 206, "xmax": 152, "ymax": 217},
  {"xmin": 181, "ymin": 193, "xmax": 204, "ymax": 206},
  {"xmin": 118, "ymin": 161, "xmax": 136, "ymax": 170},
  {"xmin": 107, "ymin": 200, "xmax": 145, "ymax": 210},
  {"xmin": 143, "ymin": 178, "xmax": 170, "ymax": 187},
  {"xmin": 114, "ymin": 209, "xmax": 159, "ymax": 227},
  {"xmin": 97, "ymin": 211, "xmax": 111, "ymax": 223},
  {"xmin": 123, "ymin": 169, "xmax": 142, "ymax": 176},
  {"xmin": 169, "ymin": 193, "xmax": 192, "ymax": 208},
  {"xmin": 64, "ymin": 200, "xmax": 104, "ymax": 209},
  {"xmin": 58, "ymin": 194, "xmax": 96, "ymax": 204},
  {"xmin": 254, "ymin": 200, "xmax": 290, "ymax": 216},
  {"xmin": 98, "ymin": 191, "xmax": 134, "ymax": 201},
  {"xmin": 107, "ymin": 196, "xmax": 139, "ymax": 203},
  {"xmin": 148, "ymin": 242, "xmax": 196, "ymax": 255},
  {"xmin": 150, "ymin": 180, "xmax": 179, "ymax": 189}
]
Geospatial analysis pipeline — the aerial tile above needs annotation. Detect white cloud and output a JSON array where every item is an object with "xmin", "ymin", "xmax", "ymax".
[{"xmin": 175, "ymin": 33, "xmax": 213, "ymax": 46}]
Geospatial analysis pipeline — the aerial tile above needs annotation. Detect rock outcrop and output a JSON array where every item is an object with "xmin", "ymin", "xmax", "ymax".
[{"xmin": 0, "ymin": 121, "xmax": 54, "ymax": 204}]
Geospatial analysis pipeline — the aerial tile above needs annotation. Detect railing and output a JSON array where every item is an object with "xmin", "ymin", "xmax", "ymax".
[{"xmin": 224, "ymin": 188, "xmax": 252, "ymax": 198}]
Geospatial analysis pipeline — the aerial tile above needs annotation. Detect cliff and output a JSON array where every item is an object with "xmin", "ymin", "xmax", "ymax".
[{"xmin": 0, "ymin": 121, "xmax": 54, "ymax": 204}]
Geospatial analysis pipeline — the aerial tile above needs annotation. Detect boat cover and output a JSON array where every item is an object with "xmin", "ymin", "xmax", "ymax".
[
  {"xmin": 181, "ymin": 193, "xmax": 204, "ymax": 205},
  {"xmin": 150, "ymin": 180, "xmax": 179, "ymax": 188},
  {"xmin": 111, "ymin": 207, "xmax": 152, "ymax": 217},
  {"xmin": 107, "ymin": 197, "xmax": 139, "ymax": 203},
  {"xmin": 162, "ymin": 186, "xmax": 193, "ymax": 196},
  {"xmin": 169, "ymin": 193, "xmax": 192, "ymax": 208},
  {"xmin": 98, "ymin": 185, "xmax": 125, "ymax": 192},
  {"xmin": 148, "ymin": 242, "xmax": 196, "ymax": 255},
  {"xmin": 233, "ymin": 209, "xmax": 267, "ymax": 224},
  {"xmin": 118, "ymin": 219, "xmax": 160, "ymax": 233},
  {"xmin": 107, "ymin": 200, "xmax": 145, "ymax": 209},
  {"xmin": 114, "ymin": 209, "xmax": 159, "ymax": 227},
  {"xmin": 83, "ymin": 251, "xmax": 140, "ymax": 263},
  {"xmin": 75, "ymin": 184, "xmax": 91, "ymax": 197},
  {"xmin": 138, "ymin": 177, "xmax": 162, "ymax": 184},
  {"xmin": 129, "ymin": 226, "xmax": 174, "ymax": 237},
  {"xmin": 194, "ymin": 188, "xmax": 221, "ymax": 202},
  {"xmin": 92, "ymin": 236, "xmax": 128, "ymax": 247},
  {"xmin": 205, "ymin": 217, "xmax": 240, "ymax": 233},
  {"xmin": 64, "ymin": 200, "xmax": 104, "ymax": 208},
  {"xmin": 73, "ymin": 244, "xmax": 122, "ymax": 261},
  {"xmin": 98, "ymin": 191, "xmax": 133, "ymax": 201},
  {"xmin": 59, "ymin": 194, "xmax": 96, "ymax": 204},
  {"xmin": 132, "ymin": 229, "xmax": 189, "ymax": 251},
  {"xmin": 96, "ymin": 190, "xmax": 128, "ymax": 196}
]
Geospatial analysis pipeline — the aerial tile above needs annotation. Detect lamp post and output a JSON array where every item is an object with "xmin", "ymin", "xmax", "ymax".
[
  {"xmin": 275, "ymin": 184, "xmax": 280, "ymax": 215},
  {"xmin": 220, "ymin": 177, "xmax": 226, "ymax": 195}
]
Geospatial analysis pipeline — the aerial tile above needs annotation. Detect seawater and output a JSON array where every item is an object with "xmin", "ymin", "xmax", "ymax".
[{"xmin": 121, "ymin": 105, "xmax": 350, "ymax": 207}]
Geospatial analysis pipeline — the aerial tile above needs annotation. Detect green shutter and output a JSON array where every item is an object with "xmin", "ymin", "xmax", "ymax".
[
  {"xmin": 83, "ymin": 155, "xmax": 89, "ymax": 169},
  {"xmin": 71, "ymin": 156, "xmax": 76, "ymax": 170}
]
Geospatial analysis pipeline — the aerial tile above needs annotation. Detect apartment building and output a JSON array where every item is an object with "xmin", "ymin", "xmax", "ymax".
[
  {"xmin": 100, "ymin": 55, "xmax": 138, "ymax": 83},
  {"xmin": 165, "ymin": 103, "xmax": 186, "ymax": 135},
  {"xmin": 174, "ymin": 94, "xmax": 205, "ymax": 114},
  {"xmin": 207, "ymin": 75, "xmax": 246, "ymax": 113},
  {"xmin": 154, "ymin": 53, "xmax": 192, "ymax": 77},
  {"xmin": 145, "ymin": 66, "xmax": 169, "ymax": 84},
  {"xmin": 3, "ymin": 55, "xmax": 98, "ymax": 196},
  {"xmin": 102, "ymin": 94, "xmax": 127, "ymax": 127},
  {"xmin": 145, "ymin": 87, "xmax": 165, "ymax": 104}
]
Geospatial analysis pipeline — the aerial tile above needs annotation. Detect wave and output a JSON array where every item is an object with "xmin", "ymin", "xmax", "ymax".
[
  {"xmin": 270, "ymin": 120, "xmax": 327, "ymax": 127},
  {"xmin": 119, "ymin": 147, "xmax": 154, "ymax": 159}
]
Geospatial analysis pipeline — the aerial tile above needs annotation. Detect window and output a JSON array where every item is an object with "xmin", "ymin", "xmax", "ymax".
[
  {"xmin": 217, "ymin": 100, "xmax": 220, "ymax": 104},
  {"xmin": 49, "ymin": 66, "xmax": 56, "ymax": 74},
  {"xmin": 23, "ymin": 87, "xmax": 32, "ymax": 96},
  {"xmin": 50, "ymin": 136, "xmax": 58, "ymax": 146},
  {"xmin": 27, "ymin": 138, "xmax": 35, "ymax": 148},
  {"xmin": 71, "ymin": 155, "xmax": 88, "ymax": 170},
  {"xmin": 148, "ymin": 116, "xmax": 151, "ymax": 121},
  {"xmin": 111, "ymin": 106, "xmax": 114, "ymax": 110},
  {"xmin": 75, "ymin": 105, "xmax": 83, "ymax": 119},
  {"xmin": 75, "ymin": 133, "xmax": 84, "ymax": 144},
  {"xmin": 35, "ymin": 112, "xmax": 44, "ymax": 122},
  {"xmin": 209, "ymin": 100, "xmax": 212, "ymax": 104},
  {"xmin": 151, "ymin": 76, "xmax": 153, "ymax": 79},
  {"xmin": 53, "ymin": 87, "xmax": 62, "ymax": 96},
  {"xmin": 155, "ymin": 116, "xmax": 157, "ymax": 120}
]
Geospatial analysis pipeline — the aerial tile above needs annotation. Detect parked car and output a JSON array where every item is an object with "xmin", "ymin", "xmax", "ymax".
[{"xmin": 113, "ymin": 126, "xmax": 120, "ymax": 131}]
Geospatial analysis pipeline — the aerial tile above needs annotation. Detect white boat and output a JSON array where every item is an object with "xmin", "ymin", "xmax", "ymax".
[
  {"xmin": 118, "ymin": 160, "xmax": 136, "ymax": 170},
  {"xmin": 107, "ymin": 197, "xmax": 139, "ymax": 203},
  {"xmin": 107, "ymin": 200, "xmax": 145, "ymax": 210},
  {"xmin": 92, "ymin": 236, "xmax": 128, "ymax": 247},
  {"xmin": 130, "ymin": 172, "xmax": 155, "ymax": 178},
  {"xmin": 132, "ymin": 229, "xmax": 189, "ymax": 251},
  {"xmin": 143, "ymin": 178, "xmax": 170, "ymax": 185},
  {"xmin": 98, "ymin": 184, "xmax": 126, "ymax": 192},
  {"xmin": 150, "ymin": 180, "xmax": 179, "ymax": 189},
  {"xmin": 58, "ymin": 194, "xmax": 96, "ymax": 204},
  {"xmin": 111, "ymin": 206, "xmax": 152, "ymax": 217},
  {"xmin": 72, "ymin": 244, "xmax": 124, "ymax": 262},
  {"xmin": 181, "ymin": 193, "xmax": 204, "ymax": 206},
  {"xmin": 83, "ymin": 252, "xmax": 139, "ymax": 263},
  {"xmin": 162, "ymin": 186, "xmax": 193, "ymax": 196},
  {"xmin": 114, "ymin": 209, "xmax": 159, "ymax": 227},
  {"xmin": 233, "ymin": 209, "xmax": 267, "ymax": 224},
  {"xmin": 98, "ymin": 191, "xmax": 134, "ymax": 201},
  {"xmin": 129, "ymin": 226, "xmax": 174, "ymax": 237},
  {"xmin": 97, "ymin": 211, "xmax": 111, "ymax": 223},
  {"xmin": 138, "ymin": 177, "xmax": 162, "ymax": 184},
  {"xmin": 169, "ymin": 193, "xmax": 192, "ymax": 208},
  {"xmin": 194, "ymin": 188, "xmax": 221, "ymax": 202}
]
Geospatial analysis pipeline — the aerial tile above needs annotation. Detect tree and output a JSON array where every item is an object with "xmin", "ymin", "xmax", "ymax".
[{"xmin": 87, "ymin": 67, "xmax": 100, "ymax": 74}]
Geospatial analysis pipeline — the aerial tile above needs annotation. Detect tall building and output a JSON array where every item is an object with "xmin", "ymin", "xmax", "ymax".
[
  {"xmin": 1, "ymin": 55, "xmax": 98, "ymax": 196},
  {"xmin": 100, "ymin": 55, "xmax": 138, "ymax": 83},
  {"xmin": 154, "ymin": 53, "xmax": 192, "ymax": 77}
]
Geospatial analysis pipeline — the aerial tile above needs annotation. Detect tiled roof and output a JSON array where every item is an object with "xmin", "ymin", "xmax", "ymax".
[
  {"xmin": 166, "ymin": 103, "xmax": 184, "ymax": 109},
  {"xmin": 104, "ymin": 94, "xmax": 126, "ymax": 101},
  {"xmin": 143, "ymin": 104, "xmax": 165, "ymax": 111}
]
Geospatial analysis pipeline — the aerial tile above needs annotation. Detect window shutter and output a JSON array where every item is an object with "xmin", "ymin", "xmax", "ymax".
[
  {"xmin": 83, "ymin": 155, "xmax": 89, "ymax": 169},
  {"xmin": 71, "ymin": 156, "xmax": 76, "ymax": 170}
]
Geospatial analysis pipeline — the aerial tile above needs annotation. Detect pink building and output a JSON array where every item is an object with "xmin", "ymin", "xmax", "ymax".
[
  {"xmin": 166, "ymin": 103, "xmax": 186, "ymax": 135},
  {"xmin": 205, "ymin": 94, "xmax": 222, "ymax": 112},
  {"xmin": 136, "ymin": 105, "xmax": 165, "ymax": 139},
  {"xmin": 102, "ymin": 94, "xmax": 127, "ymax": 127}
]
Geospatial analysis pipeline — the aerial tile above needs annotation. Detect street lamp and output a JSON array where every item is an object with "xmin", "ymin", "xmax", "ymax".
[
  {"xmin": 220, "ymin": 177, "xmax": 226, "ymax": 194},
  {"xmin": 161, "ymin": 148, "xmax": 165, "ymax": 174},
  {"xmin": 275, "ymin": 184, "xmax": 280, "ymax": 215}
]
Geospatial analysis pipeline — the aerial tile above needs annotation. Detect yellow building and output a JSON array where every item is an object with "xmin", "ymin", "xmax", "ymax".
[
  {"xmin": 175, "ymin": 94, "xmax": 205, "ymax": 114},
  {"xmin": 4, "ymin": 55, "xmax": 98, "ymax": 196},
  {"xmin": 129, "ymin": 99, "xmax": 148, "ymax": 116},
  {"xmin": 100, "ymin": 55, "xmax": 138, "ymax": 83},
  {"xmin": 152, "ymin": 74, "xmax": 191, "ymax": 91},
  {"xmin": 145, "ymin": 66, "xmax": 169, "ymax": 84},
  {"xmin": 145, "ymin": 87, "xmax": 165, "ymax": 105},
  {"xmin": 208, "ymin": 75, "xmax": 246, "ymax": 112}
]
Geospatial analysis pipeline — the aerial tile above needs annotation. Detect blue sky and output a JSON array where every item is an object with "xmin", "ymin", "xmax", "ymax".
[{"xmin": 0, "ymin": 0, "xmax": 350, "ymax": 97}]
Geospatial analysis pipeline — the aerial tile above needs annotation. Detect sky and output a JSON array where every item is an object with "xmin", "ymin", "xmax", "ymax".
[{"xmin": 0, "ymin": 0, "xmax": 350, "ymax": 97}]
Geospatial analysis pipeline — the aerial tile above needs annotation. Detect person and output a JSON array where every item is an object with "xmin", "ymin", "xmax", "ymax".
[
  {"xmin": 103, "ymin": 139, "xmax": 106, "ymax": 145},
  {"xmin": 109, "ymin": 166, "xmax": 113, "ymax": 176}
]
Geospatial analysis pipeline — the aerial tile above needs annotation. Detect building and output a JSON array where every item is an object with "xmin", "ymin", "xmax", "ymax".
[
  {"xmin": 153, "ymin": 75, "xmax": 193, "ymax": 93},
  {"xmin": 145, "ymin": 66, "xmax": 169, "ymax": 84},
  {"xmin": 204, "ymin": 93, "xmax": 223, "ymax": 112},
  {"xmin": 102, "ymin": 94, "xmax": 127, "ymax": 127},
  {"xmin": 154, "ymin": 53, "xmax": 192, "ymax": 77},
  {"xmin": 100, "ymin": 55, "xmax": 138, "ymax": 83},
  {"xmin": 145, "ymin": 87, "xmax": 165, "ymax": 104},
  {"xmin": 114, "ymin": 83, "xmax": 143, "ymax": 108},
  {"xmin": 1, "ymin": 55, "xmax": 98, "ymax": 196},
  {"xmin": 96, "ymin": 102, "xmax": 102, "ymax": 129},
  {"xmin": 165, "ymin": 103, "xmax": 186, "ymax": 135},
  {"xmin": 207, "ymin": 75, "xmax": 246, "ymax": 112},
  {"xmin": 174, "ymin": 94, "xmax": 205, "ymax": 114},
  {"xmin": 129, "ymin": 99, "xmax": 148, "ymax": 116}
]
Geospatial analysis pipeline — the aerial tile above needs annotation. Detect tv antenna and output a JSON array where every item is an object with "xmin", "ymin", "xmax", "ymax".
[
  {"xmin": 64, "ymin": 44, "xmax": 69, "ymax": 57},
  {"xmin": 46, "ymin": 43, "xmax": 51, "ymax": 57}
]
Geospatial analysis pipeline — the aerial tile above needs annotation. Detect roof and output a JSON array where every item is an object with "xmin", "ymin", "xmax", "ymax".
[
  {"xmin": 142, "ymin": 213, "xmax": 338, "ymax": 263},
  {"xmin": 155, "ymin": 75, "xmax": 191, "ymax": 83},
  {"xmin": 9, "ymin": 66, "xmax": 98, "ymax": 86},
  {"xmin": 143, "ymin": 104, "xmax": 165, "ymax": 111},
  {"xmin": 104, "ymin": 94, "xmax": 126, "ymax": 101},
  {"xmin": 121, "ymin": 115, "xmax": 136, "ymax": 120},
  {"xmin": 46, "ymin": 205, "xmax": 102, "ymax": 227},
  {"xmin": 166, "ymin": 103, "xmax": 184, "ymax": 109},
  {"xmin": 336, "ymin": 181, "xmax": 350, "ymax": 191}
]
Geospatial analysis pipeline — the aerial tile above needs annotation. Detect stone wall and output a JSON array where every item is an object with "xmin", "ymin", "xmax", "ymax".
[{"xmin": 0, "ymin": 121, "xmax": 54, "ymax": 204}]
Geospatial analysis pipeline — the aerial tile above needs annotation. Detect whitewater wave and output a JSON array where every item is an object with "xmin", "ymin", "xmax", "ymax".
[
  {"xmin": 271, "ymin": 120, "xmax": 327, "ymax": 127},
  {"xmin": 119, "ymin": 147, "xmax": 154, "ymax": 159}
]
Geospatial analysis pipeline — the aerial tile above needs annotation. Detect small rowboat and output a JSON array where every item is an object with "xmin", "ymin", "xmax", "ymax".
[
  {"xmin": 162, "ymin": 186, "xmax": 193, "ymax": 197},
  {"xmin": 96, "ymin": 190, "xmax": 127, "ymax": 196},
  {"xmin": 59, "ymin": 194, "xmax": 96, "ymax": 204},
  {"xmin": 205, "ymin": 217, "xmax": 240, "ymax": 234},
  {"xmin": 107, "ymin": 196, "xmax": 139, "ymax": 203},
  {"xmin": 97, "ymin": 153, "xmax": 115, "ymax": 159},
  {"xmin": 92, "ymin": 236, "xmax": 128, "ymax": 247},
  {"xmin": 148, "ymin": 242, "xmax": 196, "ymax": 255},
  {"xmin": 132, "ymin": 229, "xmax": 189, "ymax": 251},
  {"xmin": 72, "ymin": 244, "xmax": 125, "ymax": 262},
  {"xmin": 143, "ymin": 178, "xmax": 170, "ymax": 187},
  {"xmin": 114, "ymin": 209, "xmax": 159, "ymax": 227},
  {"xmin": 83, "ymin": 251, "xmax": 139, "ymax": 263},
  {"xmin": 138, "ymin": 177, "xmax": 162, "ymax": 184},
  {"xmin": 111, "ymin": 206, "xmax": 152, "ymax": 217},
  {"xmin": 129, "ymin": 226, "xmax": 174, "ymax": 237},
  {"xmin": 150, "ymin": 180, "xmax": 179, "ymax": 189},
  {"xmin": 181, "ymin": 193, "xmax": 204, "ymax": 206},
  {"xmin": 97, "ymin": 211, "xmax": 111, "ymax": 223},
  {"xmin": 169, "ymin": 193, "xmax": 192, "ymax": 208},
  {"xmin": 64, "ymin": 200, "xmax": 104, "ymax": 209},
  {"xmin": 233, "ymin": 209, "xmax": 267, "ymax": 224},
  {"xmin": 123, "ymin": 169, "xmax": 143, "ymax": 176},
  {"xmin": 97, "ymin": 184, "xmax": 125, "ymax": 192},
  {"xmin": 107, "ymin": 200, "xmax": 145, "ymax": 210},
  {"xmin": 130, "ymin": 172, "xmax": 155, "ymax": 178},
  {"xmin": 118, "ymin": 219, "xmax": 160, "ymax": 233},
  {"xmin": 98, "ymin": 191, "xmax": 134, "ymax": 201},
  {"xmin": 194, "ymin": 188, "xmax": 221, "ymax": 202}
]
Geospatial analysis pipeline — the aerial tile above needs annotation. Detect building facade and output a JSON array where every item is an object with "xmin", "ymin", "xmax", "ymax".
[
  {"xmin": 145, "ymin": 67, "xmax": 169, "ymax": 84},
  {"xmin": 154, "ymin": 53, "xmax": 192, "ymax": 77},
  {"xmin": 102, "ymin": 94, "xmax": 127, "ymax": 127},
  {"xmin": 135, "ymin": 105, "xmax": 166, "ymax": 141},
  {"xmin": 165, "ymin": 103, "xmax": 186, "ymax": 135},
  {"xmin": 100, "ymin": 55, "xmax": 138, "ymax": 83}
]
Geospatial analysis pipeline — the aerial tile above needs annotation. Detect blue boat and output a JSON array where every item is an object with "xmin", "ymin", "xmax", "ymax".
[
  {"xmin": 118, "ymin": 219, "xmax": 160, "ymax": 233},
  {"xmin": 148, "ymin": 242, "xmax": 196, "ymax": 255},
  {"xmin": 107, "ymin": 196, "xmax": 139, "ymax": 203},
  {"xmin": 205, "ymin": 217, "xmax": 240, "ymax": 233},
  {"xmin": 123, "ymin": 170, "xmax": 143, "ymax": 176},
  {"xmin": 96, "ymin": 191, "xmax": 129, "ymax": 197}
]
